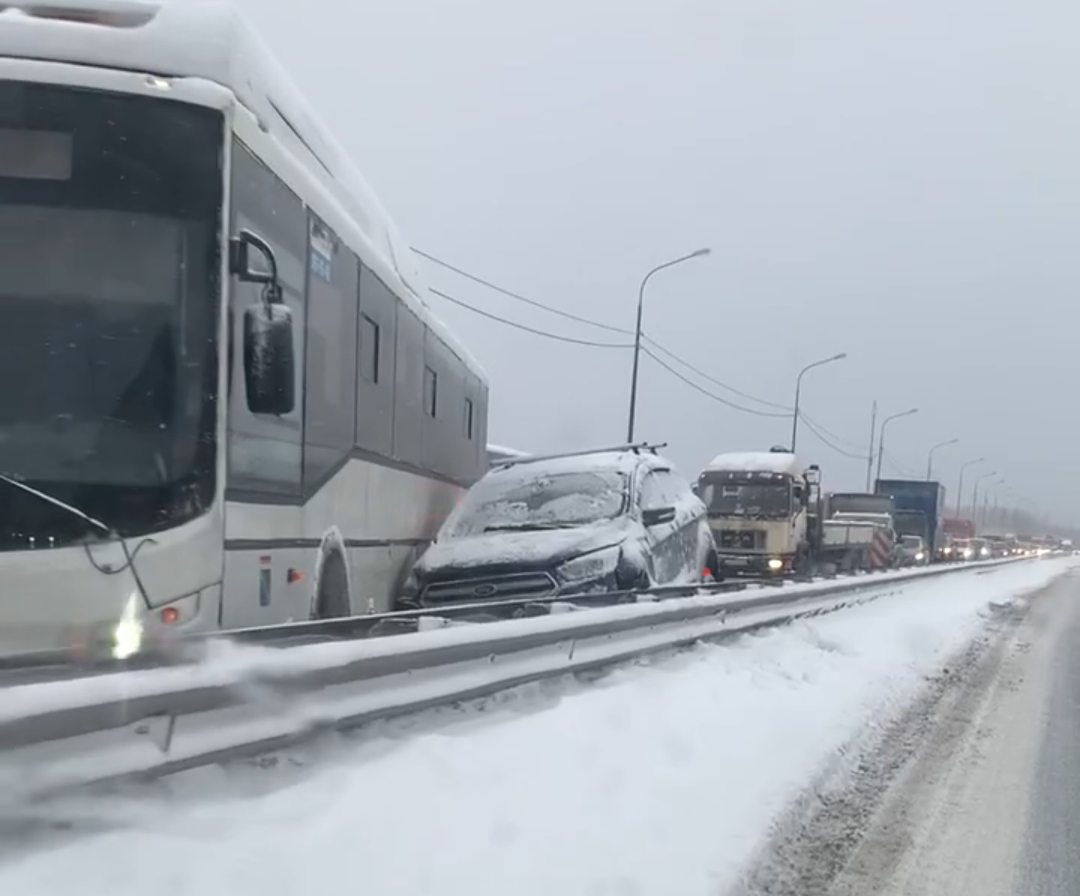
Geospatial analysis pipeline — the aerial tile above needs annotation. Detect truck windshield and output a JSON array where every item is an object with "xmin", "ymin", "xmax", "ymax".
[
  {"xmin": 0, "ymin": 83, "xmax": 222, "ymax": 550},
  {"xmin": 701, "ymin": 480, "xmax": 790, "ymax": 519},
  {"xmin": 892, "ymin": 511, "xmax": 928, "ymax": 537}
]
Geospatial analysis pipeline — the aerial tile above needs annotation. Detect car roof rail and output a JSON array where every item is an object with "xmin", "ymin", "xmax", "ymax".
[{"xmin": 490, "ymin": 442, "xmax": 668, "ymax": 469}]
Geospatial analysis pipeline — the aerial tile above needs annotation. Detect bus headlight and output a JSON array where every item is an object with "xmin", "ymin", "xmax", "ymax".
[{"xmin": 112, "ymin": 592, "xmax": 145, "ymax": 660}]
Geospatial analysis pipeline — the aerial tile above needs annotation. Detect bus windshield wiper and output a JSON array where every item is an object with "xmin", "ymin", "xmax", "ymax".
[
  {"xmin": 483, "ymin": 522, "xmax": 574, "ymax": 532},
  {"xmin": 0, "ymin": 472, "xmax": 112, "ymax": 538},
  {"xmin": 0, "ymin": 472, "xmax": 154, "ymax": 611}
]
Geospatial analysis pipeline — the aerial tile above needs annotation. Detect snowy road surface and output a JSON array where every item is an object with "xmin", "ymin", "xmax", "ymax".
[{"xmin": 0, "ymin": 558, "xmax": 1071, "ymax": 896}]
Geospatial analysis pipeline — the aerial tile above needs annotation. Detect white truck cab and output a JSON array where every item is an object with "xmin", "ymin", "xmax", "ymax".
[{"xmin": 696, "ymin": 447, "xmax": 814, "ymax": 576}]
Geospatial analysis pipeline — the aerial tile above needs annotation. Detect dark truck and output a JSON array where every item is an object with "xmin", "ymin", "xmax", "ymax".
[{"xmin": 874, "ymin": 479, "xmax": 946, "ymax": 560}]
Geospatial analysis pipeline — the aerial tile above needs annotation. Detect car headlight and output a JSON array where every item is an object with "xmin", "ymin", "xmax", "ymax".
[
  {"xmin": 768, "ymin": 558, "xmax": 783, "ymax": 571},
  {"xmin": 915, "ymin": 552, "xmax": 925, "ymax": 561},
  {"xmin": 557, "ymin": 545, "xmax": 622, "ymax": 586}
]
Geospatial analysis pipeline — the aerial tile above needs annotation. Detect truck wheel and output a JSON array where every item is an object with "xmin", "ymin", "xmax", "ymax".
[
  {"xmin": 315, "ymin": 552, "xmax": 351, "ymax": 619},
  {"xmin": 795, "ymin": 547, "xmax": 812, "ymax": 577}
]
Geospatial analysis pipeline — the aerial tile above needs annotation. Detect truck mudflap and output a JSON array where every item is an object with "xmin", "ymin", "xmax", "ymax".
[{"xmin": 868, "ymin": 527, "xmax": 894, "ymax": 569}]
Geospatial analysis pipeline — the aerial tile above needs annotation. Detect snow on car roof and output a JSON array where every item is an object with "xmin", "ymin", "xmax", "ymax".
[
  {"xmin": 704, "ymin": 451, "xmax": 804, "ymax": 476},
  {"xmin": 0, "ymin": 0, "xmax": 485, "ymax": 382},
  {"xmin": 486, "ymin": 448, "xmax": 667, "ymax": 483},
  {"xmin": 486, "ymin": 444, "xmax": 531, "ymax": 460}
]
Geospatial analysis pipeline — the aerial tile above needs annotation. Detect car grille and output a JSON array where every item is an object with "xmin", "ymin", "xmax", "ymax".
[
  {"xmin": 421, "ymin": 571, "xmax": 558, "ymax": 605},
  {"xmin": 719, "ymin": 529, "xmax": 766, "ymax": 550}
]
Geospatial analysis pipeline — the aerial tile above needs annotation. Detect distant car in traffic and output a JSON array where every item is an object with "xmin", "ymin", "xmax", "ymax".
[
  {"xmin": 397, "ymin": 444, "xmax": 718, "ymax": 609},
  {"xmin": 897, "ymin": 534, "xmax": 929, "ymax": 566}
]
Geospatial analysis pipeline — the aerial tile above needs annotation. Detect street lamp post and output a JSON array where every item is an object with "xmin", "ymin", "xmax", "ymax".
[
  {"xmin": 982, "ymin": 477, "xmax": 1006, "ymax": 530},
  {"xmin": 959, "ymin": 459, "xmax": 984, "ymax": 516},
  {"xmin": 926, "ymin": 438, "xmax": 959, "ymax": 481},
  {"xmin": 626, "ymin": 248, "xmax": 711, "ymax": 443},
  {"xmin": 864, "ymin": 400, "xmax": 878, "ymax": 491},
  {"xmin": 971, "ymin": 470, "xmax": 997, "ymax": 523},
  {"xmin": 874, "ymin": 407, "xmax": 918, "ymax": 484},
  {"xmin": 790, "ymin": 352, "xmax": 847, "ymax": 453}
]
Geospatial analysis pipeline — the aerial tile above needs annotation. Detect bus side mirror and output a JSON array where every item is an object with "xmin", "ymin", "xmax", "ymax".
[
  {"xmin": 231, "ymin": 230, "xmax": 296, "ymax": 416},
  {"xmin": 243, "ymin": 304, "xmax": 295, "ymax": 416}
]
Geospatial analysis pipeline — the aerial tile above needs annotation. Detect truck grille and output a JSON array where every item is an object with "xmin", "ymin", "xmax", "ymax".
[
  {"xmin": 421, "ymin": 571, "xmax": 558, "ymax": 605},
  {"xmin": 719, "ymin": 529, "xmax": 766, "ymax": 550}
]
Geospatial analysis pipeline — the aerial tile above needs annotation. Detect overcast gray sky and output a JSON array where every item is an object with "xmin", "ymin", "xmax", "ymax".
[{"xmin": 223, "ymin": 0, "xmax": 1077, "ymax": 523}]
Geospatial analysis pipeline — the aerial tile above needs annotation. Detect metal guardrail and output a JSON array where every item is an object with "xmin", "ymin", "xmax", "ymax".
[{"xmin": 0, "ymin": 558, "xmax": 1027, "ymax": 799}]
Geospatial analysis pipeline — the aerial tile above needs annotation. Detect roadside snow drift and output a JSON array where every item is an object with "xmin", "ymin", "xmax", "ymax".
[{"xmin": 1, "ymin": 558, "xmax": 1072, "ymax": 896}]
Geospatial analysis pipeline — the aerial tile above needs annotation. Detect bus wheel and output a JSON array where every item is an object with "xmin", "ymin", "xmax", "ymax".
[{"xmin": 316, "ymin": 552, "xmax": 351, "ymax": 619}]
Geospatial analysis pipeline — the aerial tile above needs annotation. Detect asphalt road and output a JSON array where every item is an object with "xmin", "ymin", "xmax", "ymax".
[
  {"xmin": 736, "ymin": 563, "xmax": 1080, "ymax": 896},
  {"xmin": 841, "ymin": 566, "xmax": 1080, "ymax": 896},
  {"xmin": 1015, "ymin": 568, "xmax": 1080, "ymax": 895}
]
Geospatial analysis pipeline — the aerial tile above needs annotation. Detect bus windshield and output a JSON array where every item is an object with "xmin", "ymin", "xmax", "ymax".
[{"xmin": 0, "ymin": 83, "xmax": 223, "ymax": 549}]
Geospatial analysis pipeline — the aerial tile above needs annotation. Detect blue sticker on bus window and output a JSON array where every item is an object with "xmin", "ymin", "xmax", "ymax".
[
  {"xmin": 309, "ymin": 220, "xmax": 334, "ymax": 282},
  {"xmin": 310, "ymin": 252, "xmax": 331, "ymax": 281}
]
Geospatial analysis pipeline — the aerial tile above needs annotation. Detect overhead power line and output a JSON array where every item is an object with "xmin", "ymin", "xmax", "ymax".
[
  {"xmin": 416, "ymin": 248, "xmax": 631, "ymax": 336},
  {"xmin": 419, "ymin": 250, "xmax": 873, "ymax": 461},
  {"xmin": 640, "ymin": 337, "xmax": 793, "ymax": 411},
  {"xmin": 640, "ymin": 346, "xmax": 788, "ymax": 418},
  {"xmin": 800, "ymin": 416, "xmax": 866, "ymax": 460},
  {"xmin": 416, "ymin": 247, "xmax": 791, "ymax": 412},
  {"xmin": 428, "ymin": 289, "xmax": 633, "ymax": 349}
]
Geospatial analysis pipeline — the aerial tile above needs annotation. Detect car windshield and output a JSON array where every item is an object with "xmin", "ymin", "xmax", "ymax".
[
  {"xmin": 441, "ymin": 469, "xmax": 628, "ymax": 538},
  {"xmin": 0, "ymin": 82, "xmax": 222, "ymax": 549},
  {"xmin": 901, "ymin": 536, "xmax": 922, "ymax": 548}
]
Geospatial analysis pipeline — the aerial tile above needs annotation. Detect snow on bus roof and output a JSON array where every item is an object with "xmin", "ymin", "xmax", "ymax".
[
  {"xmin": 0, "ymin": 0, "xmax": 486, "ymax": 383},
  {"xmin": 704, "ymin": 451, "xmax": 804, "ymax": 476}
]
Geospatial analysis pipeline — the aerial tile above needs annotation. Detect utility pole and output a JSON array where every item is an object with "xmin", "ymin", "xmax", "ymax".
[{"xmin": 864, "ymin": 400, "xmax": 877, "ymax": 492}]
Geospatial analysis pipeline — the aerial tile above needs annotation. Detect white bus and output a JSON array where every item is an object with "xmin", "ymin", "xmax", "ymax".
[{"xmin": 0, "ymin": 1, "xmax": 489, "ymax": 657}]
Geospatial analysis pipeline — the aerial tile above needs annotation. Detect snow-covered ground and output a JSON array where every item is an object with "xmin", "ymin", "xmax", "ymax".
[{"xmin": 1, "ymin": 558, "xmax": 1073, "ymax": 896}]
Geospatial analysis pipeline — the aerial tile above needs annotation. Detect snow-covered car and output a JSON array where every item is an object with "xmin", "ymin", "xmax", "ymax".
[
  {"xmin": 397, "ymin": 446, "xmax": 719, "ymax": 608},
  {"xmin": 897, "ymin": 534, "xmax": 928, "ymax": 566}
]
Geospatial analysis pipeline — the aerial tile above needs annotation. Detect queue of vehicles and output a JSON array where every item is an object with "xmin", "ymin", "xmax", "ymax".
[
  {"xmin": 393, "ymin": 442, "xmax": 1005, "ymax": 613},
  {"xmin": 393, "ymin": 440, "xmax": 1079, "ymax": 614}
]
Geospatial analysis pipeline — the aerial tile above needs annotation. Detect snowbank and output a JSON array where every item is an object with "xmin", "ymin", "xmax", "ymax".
[{"xmin": 0, "ymin": 558, "xmax": 1072, "ymax": 896}]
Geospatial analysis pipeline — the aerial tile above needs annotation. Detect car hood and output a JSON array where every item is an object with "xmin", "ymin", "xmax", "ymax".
[{"xmin": 417, "ymin": 520, "xmax": 631, "ymax": 575}]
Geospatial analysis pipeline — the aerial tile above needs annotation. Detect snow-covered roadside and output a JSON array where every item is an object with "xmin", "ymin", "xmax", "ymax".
[{"xmin": 1, "ymin": 558, "xmax": 1073, "ymax": 896}]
